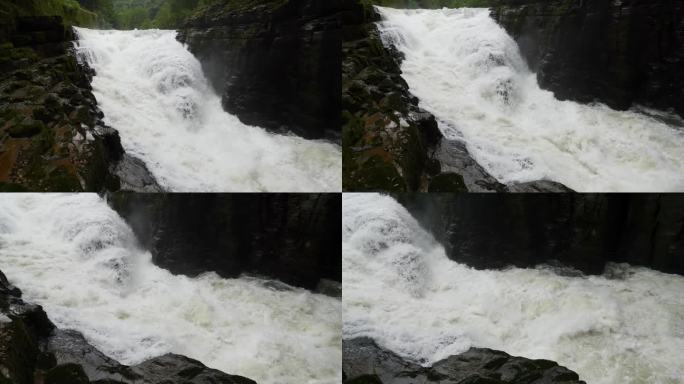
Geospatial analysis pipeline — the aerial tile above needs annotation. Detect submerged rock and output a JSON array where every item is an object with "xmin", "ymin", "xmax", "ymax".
[{"xmin": 343, "ymin": 337, "xmax": 585, "ymax": 384}]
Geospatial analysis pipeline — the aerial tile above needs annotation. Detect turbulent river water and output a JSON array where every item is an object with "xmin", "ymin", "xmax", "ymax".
[
  {"xmin": 73, "ymin": 28, "xmax": 341, "ymax": 192},
  {"xmin": 376, "ymin": 7, "xmax": 684, "ymax": 192},
  {"xmin": 0, "ymin": 194, "xmax": 341, "ymax": 384},
  {"xmin": 343, "ymin": 193, "xmax": 684, "ymax": 384}
]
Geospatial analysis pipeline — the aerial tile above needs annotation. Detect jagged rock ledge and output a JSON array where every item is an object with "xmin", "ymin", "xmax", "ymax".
[
  {"xmin": 0, "ymin": 269, "xmax": 256, "ymax": 384},
  {"xmin": 341, "ymin": 0, "xmax": 571, "ymax": 192},
  {"xmin": 343, "ymin": 337, "xmax": 585, "ymax": 384}
]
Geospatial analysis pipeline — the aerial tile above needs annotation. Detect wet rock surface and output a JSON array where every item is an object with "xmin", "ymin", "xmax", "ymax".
[
  {"xmin": 107, "ymin": 193, "xmax": 341, "ymax": 291},
  {"xmin": 492, "ymin": 0, "xmax": 684, "ymax": 117},
  {"xmin": 0, "ymin": 269, "xmax": 257, "ymax": 384},
  {"xmin": 343, "ymin": 338, "xmax": 585, "ymax": 384},
  {"xmin": 396, "ymin": 194, "xmax": 684, "ymax": 275},
  {"xmin": 177, "ymin": 0, "xmax": 341, "ymax": 141},
  {"xmin": 0, "ymin": 15, "xmax": 125, "ymax": 192}
]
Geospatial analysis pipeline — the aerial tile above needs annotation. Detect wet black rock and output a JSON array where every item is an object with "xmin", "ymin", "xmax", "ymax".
[
  {"xmin": 132, "ymin": 354, "xmax": 256, "ymax": 384},
  {"xmin": 492, "ymin": 0, "xmax": 684, "ymax": 117},
  {"xmin": 107, "ymin": 193, "xmax": 341, "ymax": 291},
  {"xmin": 343, "ymin": 337, "xmax": 585, "ymax": 384},
  {"xmin": 396, "ymin": 194, "xmax": 684, "ymax": 276},
  {"xmin": 177, "ymin": 0, "xmax": 341, "ymax": 141}
]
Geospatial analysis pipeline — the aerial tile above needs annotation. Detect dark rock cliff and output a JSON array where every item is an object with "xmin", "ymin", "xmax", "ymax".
[
  {"xmin": 177, "ymin": 0, "xmax": 341, "ymax": 140},
  {"xmin": 343, "ymin": 338, "xmax": 585, "ymax": 384},
  {"xmin": 0, "ymin": 270, "xmax": 256, "ymax": 384},
  {"xmin": 492, "ymin": 0, "xmax": 684, "ymax": 117},
  {"xmin": 107, "ymin": 193, "xmax": 341, "ymax": 291},
  {"xmin": 397, "ymin": 194, "xmax": 684, "ymax": 276},
  {"xmin": 0, "ymin": 15, "xmax": 124, "ymax": 192}
]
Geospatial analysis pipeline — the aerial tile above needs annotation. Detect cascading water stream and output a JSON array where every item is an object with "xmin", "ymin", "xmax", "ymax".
[
  {"xmin": 0, "ymin": 194, "xmax": 341, "ymax": 384},
  {"xmin": 342, "ymin": 193, "xmax": 684, "ymax": 384},
  {"xmin": 376, "ymin": 7, "xmax": 684, "ymax": 192},
  {"xmin": 73, "ymin": 28, "xmax": 341, "ymax": 192}
]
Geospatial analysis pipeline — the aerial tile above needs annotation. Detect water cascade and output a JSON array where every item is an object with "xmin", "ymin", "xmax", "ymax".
[
  {"xmin": 343, "ymin": 193, "xmax": 684, "ymax": 384},
  {"xmin": 0, "ymin": 194, "xmax": 341, "ymax": 384}
]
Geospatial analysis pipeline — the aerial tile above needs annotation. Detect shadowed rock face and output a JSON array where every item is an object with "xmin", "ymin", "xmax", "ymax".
[
  {"xmin": 177, "ymin": 0, "xmax": 342, "ymax": 141},
  {"xmin": 396, "ymin": 194, "xmax": 684, "ymax": 275},
  {"xmin": 107, "ymin": 193, "xmax": 341, "ymax": 291},
  {"xmin": 492, "ymin": 0, "xmax": 684, "ymax": 117},
  {"xmin": 343, "ymin": 338, "xmax": 585, "ymax": 384},
  {"xmin": 0, "ymin": 270, "xmax": 256, "ymax": 384}
]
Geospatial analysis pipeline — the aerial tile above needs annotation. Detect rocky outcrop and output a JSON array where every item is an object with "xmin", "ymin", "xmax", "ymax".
[
  {"xmin": 107, "ymin": 193, "xmax": 341, "ymax": 291},
  {"xmin": 397, "ymin": 193, "xmax": 684, "ymax": 275},
  {"xmin": 177, "ymin": 0, "xmax": 341, "ymax": 140},
  {"xmin": 492, "ymin": 0, "xmax": 684, "ymax": 117},
  {"xmin": 0, "ymin": 269, "xmax": 256, "ymax": 384},
  {"xmin": 0, "ymin": 15, "xmax": 124, "ymax": 191},
  {"xmin": 343, "ymin": 338, "xmax": 585, "ymax": 384}
]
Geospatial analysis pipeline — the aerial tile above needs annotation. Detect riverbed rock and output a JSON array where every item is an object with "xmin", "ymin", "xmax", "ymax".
[
  {"xmin": 343, "ymin": 337, "xmax": 586, "ymax": 384},
  {"xmin": 107, "ymin": 193, "xmax": 342, "ymax": 290},
  {"xmin": 396, "ymin": 194, "xmax": 684, "ymax": 275},
  {"xmin": 491, "ymin": 0, "xmax": 684, "ymax": 117},
  {"xmin": 177, "ymin": 0, "xmax": 341, "ymax": 140}
]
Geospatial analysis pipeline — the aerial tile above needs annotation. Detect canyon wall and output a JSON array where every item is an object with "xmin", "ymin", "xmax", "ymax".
[
  {"xmin": 492, "ymin": 0, "xmax": 684, "ymax": 117},
  {"xmin": 108, "ymin": 193, "xmax": 342, "ymax": 291},
  {"xmin": 397, "ymin": 194, "xmax": 684, "ymax": 275},
  {"xmin": 177, "ymin": 0, "xmax": 341, "ymax": 140}
]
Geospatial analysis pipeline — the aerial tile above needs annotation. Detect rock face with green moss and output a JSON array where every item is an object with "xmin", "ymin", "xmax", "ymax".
[
  {"xmin": 177, "ymin": 0, "xmax": 341, "ymax": 140},
  {"xmin": 0, "ymin": 269, "xmax": 256, "ymax": 384},
  {"xmin": 343, "ymin": 337, "xmax": 585, "ymax": 384},
  {"xmin": 0, "ymin": 12, "xmax": 125, "ymax": 191},
  {"xmin": 492, "ymin": 0, "xmax": 684, "ymax": 117}
]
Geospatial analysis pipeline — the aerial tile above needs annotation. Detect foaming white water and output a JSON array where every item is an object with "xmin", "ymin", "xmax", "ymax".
[
  {"xmin": 376, "ymin": 7, "xmax": 684, "ymax": 192},
  {"xmin": 343, "ymin": 193, "xmax": 684, "ymax": 384},
  {"xmin": 73, "ymin": 28, "xmax": 341, "ymax": 192},
  {"xmin": 0, "ymin": 194, "xmax": 341, "ymax": 384}
]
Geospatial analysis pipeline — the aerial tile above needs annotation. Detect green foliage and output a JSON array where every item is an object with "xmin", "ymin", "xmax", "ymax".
[{"xmin": 0, "ymin": 0, "xmax": 99, "ymax": 28}]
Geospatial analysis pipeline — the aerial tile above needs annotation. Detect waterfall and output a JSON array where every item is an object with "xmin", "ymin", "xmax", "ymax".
[
  {"xmin": 342, "ymin": 193, "xmax": 684, "ymax": 384},
  {"xmin": 376, "ymin": 7, "xmax": 684, "ymax": 192},
  {"xmin": 73, "ymin": 28, "xmax": 341, "ymax": 192},
  {"xmin": 0, "ymin": 194, "xmax": 341, "ymax": 384}
]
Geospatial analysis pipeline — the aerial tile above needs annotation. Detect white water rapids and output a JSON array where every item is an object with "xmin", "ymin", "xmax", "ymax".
[
  {"xmin": 376, "ymin": 7, "xmax": 684, "ymax": 192},
  {"xmin": 73, "ymin": 28, "xmax": 341, "ymax": 192},
  {"xmin": 0, "ymin": 194, "xmax": 341, "ymax": 384},
  {"xmin": 343, "ymin": 193, "xmax": 684, "ymax": 384}
]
